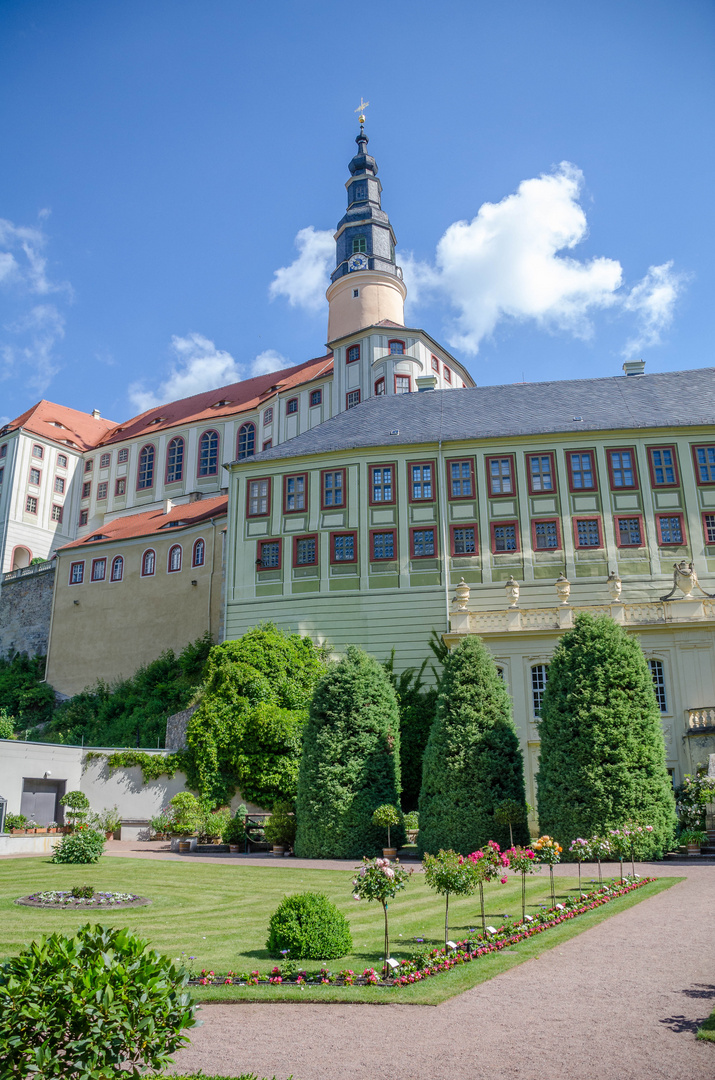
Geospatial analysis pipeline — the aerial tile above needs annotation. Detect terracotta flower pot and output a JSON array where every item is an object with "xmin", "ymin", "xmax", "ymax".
[
  {"xmin": 271, "ymin": 845, "xmax": 285, "ymax": 855},
  {"xmin": 382, "ymin": 847, "xmax": 398, "ymax": 859},
  {"xmin": 687, "ymin": 843, "xmax": 700, "ymax": 855},
  {"xmin": 178, "ymin": 840, "xmax": 192, "ymax": 853},
  {"xmin": 229, "ymin": 844, "xmax": 240, "ymax": 853}
]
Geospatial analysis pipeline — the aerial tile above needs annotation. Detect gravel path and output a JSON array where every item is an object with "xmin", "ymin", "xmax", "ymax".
[{"xmin": 171, "ymin": 862, "xmax": 715, "ymax": 1080}]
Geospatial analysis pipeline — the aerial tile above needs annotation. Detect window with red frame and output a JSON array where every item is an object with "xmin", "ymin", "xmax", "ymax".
[
  {"xmin": 615, "ymin": 516, "xmax": 643, "ymax": 547},
  {"xmin": 97, "ymin": 482, "xmax": 108, "ymax": 501},
  {"xmin": 322, "ymin": 470, "xmax": 345, "ymax": 508},
  {"xmin": 286, "ymin": 397, "xmax": 298, "ymax": 415},
  {"xmin": 263, "ymin": 407, "xmax": 273, "ymax": 424},
  {"xmin": 117, "ymin": 448, "xmax": 129, "ymax": 463},
  {"xmin": 431, "ymin": 355, "xmax": 439, "ymax": 372},
  {"xmin": 451, "ymin": 526, "xmax": 477, "ymax": 555},
  {"xmin": 374, "ymin": 377, "xmax": 386, "ymax": 396},
  {"xmin": 411, "ymin": 528, "xmax": 436, "ymax": 557},
  {"xmin": 100, "ymin": 453, "xmax": 111, "ymax": 468},
  {"xmin": 110, "ymin": 555, "xmax": 123, "ymax": 581},
  {"xmin": 237, "ymin": 423, "xmax": 256, "ymax": 460},
  {"xmin": 57, "ymin": 453, "xmax": 67, "ymax": 468},
  {"xmin": 115, "ymin": 478, "xmax": 126, "ymax": 497},
  {"xmin": 247, "ymin": 477, "xmax": 270, "ymax": 516},
  {"xmin": 198, "ymin": 430, "xmax": 219, "ymax": 476},
  {"xmin": 32, "ymin": 445, "xmax": 43, "ymax": 459},
  {"xmin": 395, "ymin": 375, "xmax": 410, "ymax": 395},
  {"xmin": 648, "ymin": 446, "xmax": 678, "ymax": 487},
  {"xmin": 370, "ymin": 465, "xmax": 395, "ymax": 504},
  {"xmin": 448, "ymin": 459, "xmax": 474, "ymax": 499},
  {"xmin": 487, "ymin": 456, "xmax": 514, "ymax": 496},
  {"xmin": 29, "ymin": 467, "xmax": 41, "ymax": 485},
  {"xmin": 51, "ymin": 504, "xmax": 63, "ymax": 523},
  {"xmin": 607, "ymin": 449, "xmax": 638, "ymax": 489},
  {"xmin": 656, "ymin": 514, "xmax": 685, "ymax": 545},
  {"xmin": 137, "ymin": 444, "xmax": 155, "ymax": 489},
  {"xmin": 168, "ymin": 544, "xmax": 182, "ymax": 572},
  {"xmin": 91, "ymin": 558, "xmax": 106, "ymax": 582},
  {"xmin": 25, "ymin": 495, "xmax": 37, "ymax": 514},
  {"xmin": 443, "ymin": 365, "xmax": 452, "ymax": 382},
  {"xmin": 257, "ymin": 539, "xmax": 281, "ymax": 569},
  {"xmin": 79, "ymin": 509, "xmax": 88, "ymax": 526},
  {"xmin": 331, "ymin": 532, "xmax": 356, "ymax": 563},
  {"xmin": 388, "ymin": 340, "xmax": 405, "ymax": 355},
  {"xmin": 704, "ymin": 514, "xmax": 715, "ymax": 545},
  {"xmin": 262, "ymin": 439, "xmax": 272, "ymax": 451},
  {"xmin": 284, "ymin": 473, "xmax": 307, "ymax": 512},
  {"xmin": 491, "ymin": 522, "xmax": 518, "ymax": 552},
  {"xmin": 410, "ymin": 462, "xmax": 434, "ymax": 500},
  {"xmin": 166, "ymin": 437, "xmax": 184, "ymax": 482},
  {"xmin": 527, "ymin": 454, "xmax": 555, "ymax": 494},
  {"xmin": 69, "ymin": 561, "xmax": 84, "ymax": 585},
  {"xmin": 532, "ymin": 519, "xmax": 560, "ymax": 550},
  {"xmin": 568, "ymin": 451, "xmax": 597, "ymax": 491},
  {"xmin": 574, "ymin": 518, "xmax": 602, "ymax": 548},
  {"xmin": 346, "ymin": 344, "xmax": 360, "ymax": 363},
  {"xmin": 141, "ymin": 549, "xmax": 156, "ymax": 576},
  {"xmin": 294, "ymin": 535, "xmax": 318, "ymax": 566},
  {"xmin": 310, "ymin": 389, "xmax": 322, "ymax": 407},
  {"xmin": 192, "ymin": 538, "xmax": 205, "ymax": 567},
  {"xmin": 693, "ymin": 445, "xmax": 715, "ymax": 484},
  {"xmin": 82, "ymin": 481, "xmax": 91, "ymax": 499},
  {"xmin": 371, "ymin": 530, "xmax": 396, "ymax": 560},
  {"xmin": 84, "ymin": 459, "xmax": 93, "ymax": 473},
  {"xmin": 346, "ymin": 389, "xmax": 361, "ymax": 409}
]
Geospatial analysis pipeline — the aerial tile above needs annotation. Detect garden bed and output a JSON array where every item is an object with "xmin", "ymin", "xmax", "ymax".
[{"xmin": 15, "ymin": 890, "xmax": 151, "ymax": 909}]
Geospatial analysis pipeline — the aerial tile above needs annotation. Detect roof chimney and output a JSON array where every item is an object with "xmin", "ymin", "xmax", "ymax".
[
  {"xmin": 164, "ymin": 498, "xmax": 173, "ymax": 515},
  {"xmin": 622, "ymin": 359, "xmax": 646, "ymax": 376},
  {"xmin": 92, "ymin": 408, "xmax": 101, "ymax": 419}
]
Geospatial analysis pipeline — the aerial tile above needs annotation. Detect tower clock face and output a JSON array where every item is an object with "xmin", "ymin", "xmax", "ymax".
[{"xmin": 348, "ymin": 253, "xmax": 368, "ymax": 272}]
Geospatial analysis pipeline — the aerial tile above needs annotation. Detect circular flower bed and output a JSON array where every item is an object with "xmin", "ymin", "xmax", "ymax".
[{"xmin": 15, "ymin": 890, "xmax": 151, "ymax": 909}]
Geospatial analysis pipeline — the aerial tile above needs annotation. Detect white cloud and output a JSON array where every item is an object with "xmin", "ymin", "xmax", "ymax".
[
  {"xmin": 1, "ymin": 304, "xmax": 65, "ymax": 393},
  {"xmin": 269, "ymin": 226, "xmax": 334, "ymax": 313},
  {"xmin": 0, "ymin": 215, "xmax": 71, "ymax": 298},
  {"xmin": 251, "ymin": 349, "xmax": 289, "ymax": 377},
  {"xmin": 621, "ymin": 261, "xmax": 687, "ymax": 359}
]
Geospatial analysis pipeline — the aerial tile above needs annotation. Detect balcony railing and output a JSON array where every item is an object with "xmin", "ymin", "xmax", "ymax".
[
  {"xmin": 687, "ymin": 707, "xmax": 715, "ymax": 732},
  {"xmin": 2, "ymin": 560, "xmax": 54, "ymax": 584}
]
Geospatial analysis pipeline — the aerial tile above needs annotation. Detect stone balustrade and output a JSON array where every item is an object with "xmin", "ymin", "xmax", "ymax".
[{"xmin": 688, "ymin": 707, "xmax": 715, "ymax": 732}]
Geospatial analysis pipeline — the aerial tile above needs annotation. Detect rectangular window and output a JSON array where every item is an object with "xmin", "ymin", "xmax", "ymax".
[
  {"xmin": 703, "ymin": 513, "xmax": 715, "ymax": 545},
  {"xmin": 532, "ymin": 519, "xmax": 561, "ymax": 550},
  {"xmin": 346, "ymin": 344, "xmax": 360, "ymax": 363},
  {"xmin": 395, "ymin": 375, "xmax": 410, "ymax": 395},
  {"xmin": 574, "ymin": 517, "xmax": 602, "ymax": 548},
  {"xmin": 447, "ymin": 459, "xmax": 474, "ymax": 499},
  {"xmin": 431, "ymin": 355, "xmax": 439, "ymax": 372},
  {"xmin": 262, "ymin": 439, "xmax": 272, "ymax": 451},
  {"xmin": 616, "ymin": 516, "xmax": 643, "ymax": 547},
  {"xmin": 57, "ymin": 453, "xmax": 68, "ymax": 468},
  {"xmin": 284, "ymin": 473, "xmax": 307, "ymax": 512},
  {"xmin": 322, "ymin": 469, "xmax": 345, "ymax": 508},
  {"xmin": 32, "ymin": 444, "xmax": 43, "ymax": 459},
  {"xmin": 115, "ymin": 478, "xmax": 126, "ymax": 496},
  {"xmin": 117, "ymin": 448, "xmax": 129, "ymax": 463},
  {"xmin": 25, "ymin": 495, "xmax": 37, "ymax": 514},
  {"xmin": 310, "ymin": 389, "xmax": 322, "ymax": 407},
  {"xmin": 411, "ymin": 527, "xmax": 436, "ymax": 558},
  {"xmin": 648, "ymin": 659, "xmax": 667, "ymax": 712},
  {"xmin": 97, "ymin": 481, "xmax": 108, "ymax": 501},
  {"xmin": 410, "ymin": 462, "xmax": 434, "ymax": 501},
  {"xmin": 286, "ymin": 398, "xmax": 298, "ymax": 415},
  {"xmin": 607, "ymin": 448, "xmax": 638, "ymax": 490},
  {"xmin": 527, "ymin": 453, "xmax": 555, "ymax": 494},
  {"xmin": 371, "ymin": 530, "xmax": 396, "ymax": 560},
  {"xmin": 100, "ymin": 452, "xmax": 111, "ymax": 468},
  {"xmin": 263, "ymin": 407, "xmax": 273, "ymax": 424},
  {"xmin": 51, "ymin": 504, "xmax": 63, "ymax": 523},
  {"xmin": 54, "ymin": 476, "xmax": 65, "ymax": 494},
  {"xmin": 84, "ymin": 459, "xmax": 93, "ymax": 473},
  {"xmin": 257, "ymin": 539, "xmax": 281, "ymax": 569},
  {"xmin": 693, "ymin": 444, "xmax": 715, "ymax": 485},
  {"xmin": 0, "ymin": 444, "xmax": 6, "ymax": 457},
  {"xmin": 79, "ymin": 509, "xmax": 89, "ymax": 526},
  {"xmin": 352, "ymin": 236, "xmax": 367, "ymax": 253},
  {"xmin": 0, "ymin": 466, "xmax": 3, "ymax": 485},
  {"xmin": 247, "ymin": 477, "xmax": 271, "ymax": 517},
  {"xmin": 656, "ymin": 514, "xmax": 685, "ymax": 545},
  {"xmin": 451, "ymin": 525, "xmax": 477, "ymax": 555},
  {"xmin": 443, "ymin": 365, "xmax": 452, "ymax": 383},
  {"xmin": 648, "ymin": 446, "xmax": 678, "ymax": 487},
  {"xmin": 389, "ymin": 340, "xmax": 405, "ymax": 355},
  {"xmin": 82, "ymin": 481, "xmax": 91, "ymax": 499},
  {"xmin": 487, "ymin": 456, "xmax": 514, "ymax": 496},
  {"xmin": 531, "ymin": 664, "xmax": 548, "ymax": 717},
  {"xmin": 29, "ymin": 467, "xmax": 41, "ymax": 485},
  {"xmin": 331, "ymin": 531, "xmax": 357, "ymax": 563},
  {"xmin": 91, "ymin": 558, "xmax": 106, "ymax": 582},
  {"xmin": 374, "ymin": 377, "xmax": 385, "ymax": 396},
  {"xmin": 69, "ymin": 561, "xmax": 84, "ymax": 585},
  {"xmin": 491, "ymin": 521, "xmax": 518, "ymax": 552},
  {"xmin": 294, "ymin": 535, "xmax": 317, "ymax": 566},
  {"xmin": 369, "ymin": 464, "xmax": 395, "ymax": 505},
  {"xmin": 346, "ymin": 389, "xmax": 361, "ymax": 409},
  {"xmin": 568, "ymin": 451, "xmax": 597, "ymax": 491}
]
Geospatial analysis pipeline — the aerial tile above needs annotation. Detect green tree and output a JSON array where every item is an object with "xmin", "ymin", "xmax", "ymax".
[
  {"xmin": 0, "ymin": 653, "xmax": 55, "ymax": 728},
  {"xmin": 536, "ymin": 613, "xmax": 676, "ymax": 857},
  {"xmin": 383, "ymin": 651, "xmax": 437, "ymax": 812},
  {"xmin": 184, "ymin": 624, "xmax": 326, "ymax": 808},
  {"xmin": 418, "ymin": 635, "xmax": 529, "ymax": 855},
  {"xmin": 295, "ymin": 645, "xmax": 404, "ymax": 858}
]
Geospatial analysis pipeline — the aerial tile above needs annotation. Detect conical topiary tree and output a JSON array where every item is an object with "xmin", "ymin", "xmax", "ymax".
[
  {"xmin": 417, "ymin": 635, "xmax": 529, "ymax": 856},
  {"xmin": 536, "ymin": 612, "xmax": 676, "ymax": 857},
  {"xmin": 295, "ymin": 645, "xmax": 405, "ymax": 859}
]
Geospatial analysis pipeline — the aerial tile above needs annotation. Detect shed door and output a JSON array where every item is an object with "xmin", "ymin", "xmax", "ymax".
[{"xmin": 20, "ymin": 779, "xmax": 64, "ymax": 825}]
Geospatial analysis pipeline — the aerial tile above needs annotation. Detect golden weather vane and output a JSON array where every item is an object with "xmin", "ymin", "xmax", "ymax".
[{"xmin": 354, "ymin": 97, "xmax": 370, "ymax": 126}]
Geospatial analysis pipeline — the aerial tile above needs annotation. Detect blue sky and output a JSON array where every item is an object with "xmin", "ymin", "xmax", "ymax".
[{"xmin": 0, "ymin": 0, "xmax": 713, "ymax": 425}]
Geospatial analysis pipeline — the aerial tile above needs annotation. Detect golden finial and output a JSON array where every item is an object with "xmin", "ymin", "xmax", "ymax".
[{"xmin": 354, "ymin": 97, "xmax": 370, "ymax": 126}]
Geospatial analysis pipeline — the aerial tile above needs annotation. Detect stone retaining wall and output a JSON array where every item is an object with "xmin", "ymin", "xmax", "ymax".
[{"xmin": 0, "ymin": 563, "xmax": 55, "ymax": 658}]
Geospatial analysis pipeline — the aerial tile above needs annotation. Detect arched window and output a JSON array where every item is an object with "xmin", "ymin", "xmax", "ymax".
[
  {"xmin": 110, "ymin": 555, "xmax": 124, "ymax": 582},
  {"xmin": 137, "ymin": 444, "xmax": 155, "ymax": 490},
  {"xmin": 388, "ymin": 339, "xmax": 405, "ymax": 355},
  {"xmin": 165, "ymin": 437, "xmax": 184, "ymax": 483},
  {"xmin": 237, "ymin": 423, "xmax": 256, "ymax": 460},
  {"xmin": 192, "ymin": 538, "xmax": 205, "ymax": 567},
  {"xmin": 198, "ymin": 430, "xmax": 219, "ymax": 477},
  {"xmin": 168, "ymin": 544, "xmax": 182, "ymax": 573},
  {"xmin": 141, "ymin": 548, "xmax": 156, "ymax": 577}
]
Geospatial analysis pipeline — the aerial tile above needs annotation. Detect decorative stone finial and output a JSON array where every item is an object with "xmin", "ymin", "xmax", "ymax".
[
  {"xmin": 454, "ymin": 577, "xmax": 470, "ymax": 611},
  {"xmin": 504, "ymin": 575, "xmax": 520, "ymax": 607},
  {"xmin": 606, "ymin": 570, "xmax": 622, "ymax": 602},
  {"xmin": 555, "ymin": 573, "xmax": 571, "ymax": 605}
]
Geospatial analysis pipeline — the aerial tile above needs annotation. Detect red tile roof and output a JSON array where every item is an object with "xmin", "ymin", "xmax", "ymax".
[
  {"xmin": 98, "ymin": 354, "xmax": 334, "ymax": 446},
  {"xmin": 59, "ymin": 495, "xmax": 228, "ymax": 550},
  {"xmin": 2, "ymin": 401, "xmax": 118, "ymax": 452}
]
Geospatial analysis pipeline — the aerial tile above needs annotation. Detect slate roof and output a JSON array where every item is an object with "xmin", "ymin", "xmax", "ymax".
[
  {"xmin": 59, "ymin": 495, "xmax": 228, "ymax": 550},
  {"xmin": 240, "ymin": 367, "xmax": 715, "ymax": 465}
]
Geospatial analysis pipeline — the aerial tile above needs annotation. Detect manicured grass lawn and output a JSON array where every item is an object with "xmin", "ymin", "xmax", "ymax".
[
  {"xmin": 698, "ymin": 1006, "xmax": 715, "ymax": 1042},
  {"xmin": 0, "ymin": 856, "xmax": 678, "ymax": 1005}
]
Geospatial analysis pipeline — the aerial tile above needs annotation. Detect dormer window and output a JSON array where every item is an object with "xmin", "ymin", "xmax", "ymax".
[
  {"xmin": 212, "ymin": 399, "xmax": 231, "ymax": 408},
  {"xmin": 351, "ymin": 237, "xmax": 367, "ymax": 254},
  {"xmin": 148, "ymin": 417, "xmax": 167, "ymax": 426}
]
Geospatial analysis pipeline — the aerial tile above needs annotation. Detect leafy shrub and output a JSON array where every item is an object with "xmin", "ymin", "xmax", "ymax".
[
  {"xmin": 60, "ymin": 790, "xmax": 90, "ymax": 827},
  {"xmin": 295, "ymin": 645, "xmax": 404, "ymax": 858},
  {"xmin": 264, "ymin": 801, "xmax": 297, "ymax": 847},
  {"xmin": 0, "ymin": 652, "xmax": 55, "ymax": 728},
  {"xmin": 221, "ymin": 804, "xmax": 248, "ymax": 845},
  {"xmin": 168, "ymin": 792, "xmax": 203, "ymax": 835},
  {"xmin": 383, "ymin": 652, "xmax": 438, "ymax": 812},
  {"xmin": 0, "ymin": 707, "xmax": 15, "ymax": 739},
  {"xmin": 51, "ymin": 829, "xmax": 105, "ymax": 864},
  {"xmin": 70, "ymin": 883, "xmax": 94, "ymax": 899},
  {"xmin": 266, "ymin": 893, "xmax": 352, "ymax": 960},
  {"xmin": 199, "ymin": 806, "xmax": 231, "ymax": 841},
  {"xmin": 418, "ymin": 635, "xmax": 529, "ymax": 855},
  {"xmin": 403, "ymin": 811, "xmax": 419, "ymax": 831},
  {"xmin": 0, "ymin": 923, "xmax": 196, "ymax": 1077},
  {"xmin": 371, "ymin": 804, "xmax": 402, "ymax": 849},
  {"xmin": 5, "ymin": 813, "xmax": 27, "ymax": 831}
]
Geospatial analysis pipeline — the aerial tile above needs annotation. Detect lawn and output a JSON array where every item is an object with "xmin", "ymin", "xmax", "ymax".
[{"xmin": 0, "ymin": 856, "xmax": 678, "ymax": 1005}]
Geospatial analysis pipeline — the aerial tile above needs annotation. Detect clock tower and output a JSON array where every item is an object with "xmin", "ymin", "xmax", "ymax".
[{"xmin": 326, "ymin": 121, "xmax": 406, "ymax": 343}]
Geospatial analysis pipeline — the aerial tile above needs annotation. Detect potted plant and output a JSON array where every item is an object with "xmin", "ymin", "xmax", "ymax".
[
  {"xmin": 403, "ymin": 810, "xmax": 419, "ymax": 845},
  {"xmin": 203, "ymin": 806, "xmax": 231, "ymax": 845},
  {"xmin": 222, "ymin": 805, "xmax": 248, "ymax": 853},
  {"xmin": 168, "ymin": 792, "xmax": 202, "ymax": 851},
  {"xmin": 680, "ymin": 828, "xmax": 707, "ymax": 855},
  {"xmin": 60, "ymin": 790, "xmax": 90, "ymax": 832},
  {"xmin": 6, "ymin": 813, "xmax": 27, "ymax": 834},
  {"xmin": 26, "ymin": 820, "xmax": 38, "ymax": 834},
  {"xmin": 372, "ymin": 804, "xmax": 402, "ymax": 858},
  {"xmin": 150, "ymin": 812, "xmax": 172, "ymax": 840},
  {"xmin": 46, "ymin": 821, "xmax": 59, "ymax": 834},
  {"xmin": 264, "ymin": 801, "xmax": 297, "ymax": 855}
]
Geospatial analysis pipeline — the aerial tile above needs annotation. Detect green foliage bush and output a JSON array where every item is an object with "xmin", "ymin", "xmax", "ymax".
[
  {"xmin": 266, "ymin": 892, "xmax": 352, "ymax": 960},
  {"xmin": 184, "ymin": 624, "xmax": 326, "ymax": 808},
  {"xmin": 0, "ymin": 652, "xmax": 55, "ymax": 728},
  {"xmin": 50, "ymin": 828, "xmax": 105, "ymax": 864},
  {"xmin": 0, "ymin": 923, "xmax": 195, "ymax": 1077},
  {"xmin": 0, "ymin": 707, "xmax": 15, "ymax": 739},
  {"xmin": 70, "ymin": 883, "xmax": 94, "ymax": 899},
  {"xmin": 5, "ymin": 813, "xmax": 27, "ymax": 831},
  {"xmin": 536, "ymin": 613, "xmax": 677, "ymax": 857},
  {"xmin": 264, "ymin": 801, "xmax": 297, "ymax": 847},
  {"xmin": 383, "ymin": 652, "xmax": 438, "ymax": 812},
  {"xmin": 295, "ymin": 645, "xmax": 405, "ymax": 858},
  {"xmin": 418, "ymin": 635, "xmax": 529, "ymax": 855},
  {"xmin": 60, "ymin": 789, "xmax": 90, "ymax": 827}
]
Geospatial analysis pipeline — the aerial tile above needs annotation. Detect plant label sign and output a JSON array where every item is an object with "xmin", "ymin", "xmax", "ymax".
[
  {"xmin": 446, "ymin": 941, "xmax": 457, "ymax": 950},
  {"xmin": 486, "ymin": 926, "xmax": 497, "ymax": 935},
  {"xmin": 556, "ymin": 903, "xmax": 565, "ymax": 910},
  {"xmin": 385, "ymin": 957, "xmax": 399, "ymax": 969},
  {"xmin": 524, "ymin": 915, "xmax": 534, "ymax": 922}
]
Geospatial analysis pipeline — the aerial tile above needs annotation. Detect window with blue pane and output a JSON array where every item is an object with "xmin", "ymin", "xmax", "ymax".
[
  {"xmin": 332, "ymin": 533, "xmax": 355, "ymax": 561},
  {"xmin": 617, "ymin": 517, "xmax": 642, "ymax": 546},
  {"xmin": 411, "ymin": 529, "xmax": 435, "ymax": 557},
  {"xmin": 452, "ymin": 527, "xmax": 476, "ymax": 555},
  {"xmin": 450, "ymin": 460, "xmax": 473, "ymax": 498},
  {"xmin": 411, "ymin": 464, "xmax": 432, "ymax": 500},
  {"xmin": 371, "ymin": 466, "xmax": 393, "ymax": 503},
  {"xmin": 569, "ymin": 452, "xmax": 595, "ymax": 490},
  {"xmin": 372, "ymin": 532, "xmax": 395, "ymax": 560},
  {"xmin": 695, "ymin": 446, "xmax": 715, "ymax": 483},
  {"xmin": 529, "ymin": 455, "xmax": 553, "ymax": 492},
  {"xmin": 650, "ymin": 447, "xmax": 676, "ymax": 486}
]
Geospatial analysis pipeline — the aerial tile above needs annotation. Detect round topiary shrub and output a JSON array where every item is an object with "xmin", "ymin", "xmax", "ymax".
[
  {"xmin": 50, "ymin": 828, "xmax": 105, "ymax": 864},
  {"xmin": 266, "ymin": 892, "xmax": 353, "ymax": 960}
]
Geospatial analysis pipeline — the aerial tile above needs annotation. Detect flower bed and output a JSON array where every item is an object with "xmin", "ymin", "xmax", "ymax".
[
  {"xmin": 15, "ymin": 890, "xmax": 151, "ymax": 909},
  {"xmin": 187, "ymin": 876, "xmax": 655, "ymax": 989}
]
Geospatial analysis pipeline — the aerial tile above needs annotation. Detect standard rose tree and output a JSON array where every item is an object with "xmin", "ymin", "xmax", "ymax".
[
  {"xmin": 351, "ymin": 857, "xmax": 411, "ymax": 979},
  {"xmin": 467, "ymin": 841, "xmax": 510, "ymax": 936},
  {"xmin": 423, "ymin": 849, "xmax": 479, "ymax": 948}
]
